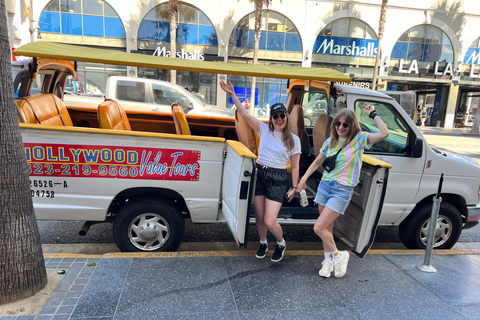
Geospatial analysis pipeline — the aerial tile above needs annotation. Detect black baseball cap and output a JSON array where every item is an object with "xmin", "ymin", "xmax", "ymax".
[{"xmin": 270, "ymin": 103, "xmax": 288, "ymax": 117}]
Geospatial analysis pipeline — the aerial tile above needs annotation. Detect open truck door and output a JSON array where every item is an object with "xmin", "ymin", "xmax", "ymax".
[
  {"xmin": 334, "ymin": 155, "xmax": 391, "ymax": 258},
  {"xmin": 221, "ymin": 141, "xmax": 257, "ymax": 248}
]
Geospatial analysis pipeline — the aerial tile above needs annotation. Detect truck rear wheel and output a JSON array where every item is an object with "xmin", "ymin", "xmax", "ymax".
[
  {"xmin": 398, "ymin": 202, "xmax": 462, "ymax": 249},
  {"xmin": 113, "ymin": 197, "xmax": 185, "ymax": 252}
]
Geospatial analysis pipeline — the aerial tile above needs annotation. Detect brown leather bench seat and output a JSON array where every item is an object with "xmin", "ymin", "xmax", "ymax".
[{"xmin": 16, "ymin": 93, "xmax": 73, "ymax": 126}]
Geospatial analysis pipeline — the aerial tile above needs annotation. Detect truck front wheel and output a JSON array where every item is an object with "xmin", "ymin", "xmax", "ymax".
[
  {"xmin": 398, "ymin": 202, "xmax": 462, "ymax": 249},
  {"xmin": 113, "ymin": 198, "xmax": 185, "ymax": 252}
]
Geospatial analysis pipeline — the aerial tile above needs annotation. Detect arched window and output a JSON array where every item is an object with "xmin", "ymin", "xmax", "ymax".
[
  {"xmin": 39, "ymin": 0, "xmax": 125, "ymax": 38},
  {"xmin": 313, "ymin": 18, "xmax": 378, "ymax": 57},
  {"xmin": 463, "ymin": 36, "xmax": 480, "ymax": 65},
  {"xmin": 138, "ymin": 3, "xmax": 218, "ymax": 46},
  {"xmin": 391, "ymin": 25, "xmax": 453, "ymax": 62},
  {"xmin": 229, "ymin": 11, "xmax": 302, "ymax": 52}
]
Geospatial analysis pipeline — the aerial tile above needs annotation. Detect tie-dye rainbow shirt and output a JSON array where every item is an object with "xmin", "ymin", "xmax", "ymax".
[{"xmin": 320, "ymin": 132, "xmax": 371, "ymax": 187}]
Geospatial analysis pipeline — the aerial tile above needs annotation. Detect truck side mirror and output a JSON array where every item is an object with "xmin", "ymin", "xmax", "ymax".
[
  {"xmin": 180, "ymin": 97, "xmax": 193, "ymax": 111},
  {"xmin": 412, "ymin": 136, "xmax": 423, "ymax": 158}
]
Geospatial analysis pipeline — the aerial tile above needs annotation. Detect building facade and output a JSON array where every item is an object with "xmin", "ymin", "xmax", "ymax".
[{"xmin": 7, "ymin": 0, "xmax": 480, "ymax": 127}]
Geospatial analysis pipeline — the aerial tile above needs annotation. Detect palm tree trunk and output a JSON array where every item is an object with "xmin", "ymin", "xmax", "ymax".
[
  {"xmin": 0, "ymin": 0, "xmax": 47, "ymax": 304},
  {"xmin": 169, "ymin": 0, "xmax": 178, "ymax": 84},
  {"xmin": 372, "ymin": 0, "xmax": 388, "ymax": 91},
  {"xmin": 250, "ymin": 0, "xmax": 264, "ymax": 116}
]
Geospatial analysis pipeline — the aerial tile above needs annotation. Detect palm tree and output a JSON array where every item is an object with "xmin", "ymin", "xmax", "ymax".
[
  {"xmin": 372, "ymin": 0, "xmax": 388, "ymax": 91},
  {"xmin": 249, "ymin": 0, "xmax": 272, "ymax": 115},
  {"xmin": 169, "ymin": 0, "xmax": 178, "ymax": 84},
  {"xmin": 0, "ymin": 1, "xmax": 47, "ymax": 303}
]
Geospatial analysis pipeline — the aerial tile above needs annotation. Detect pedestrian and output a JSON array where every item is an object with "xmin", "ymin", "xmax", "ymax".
[
  {"xmin": 297, "ymin": 104, "xmax": 389, "ymax": 278},
  {"xmin": 421, "ymin": 106, "xmax": 427, "ymax": 128},
  {"xmin": 416, "ymin": 105, "xmax": 422, "ymax": 125},
  {"xmin": 220, "ymin": 80, "xmax": 301, "ymax": 262}
]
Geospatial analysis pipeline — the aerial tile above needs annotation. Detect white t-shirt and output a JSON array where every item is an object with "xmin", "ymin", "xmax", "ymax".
[{"xmin": 256, "ymin": 121, "xmax": 301, "ymax": 169}]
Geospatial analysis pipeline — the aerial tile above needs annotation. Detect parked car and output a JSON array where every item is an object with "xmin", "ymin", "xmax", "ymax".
[{"xmin": 70, "ymin": 76, "xmax": 234, "ymax": 118}]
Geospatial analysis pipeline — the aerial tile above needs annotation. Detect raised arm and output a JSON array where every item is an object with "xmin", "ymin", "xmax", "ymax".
[
  {"xmin": 220, "ymin": 81, "xmax": 261, "ymax": 133},
  {"xmin": 362, "ymin": 103, "xmax": 389, "ymax": 145}
]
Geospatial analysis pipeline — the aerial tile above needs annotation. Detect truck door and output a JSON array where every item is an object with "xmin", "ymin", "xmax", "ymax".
[
  {"xmin": 334, "ymin": 156, "xmax": 390, "ymax": 258},
  {"xmin": 222, "ymin": 141, "xmax": 256, "ymax": 248},
  {"xmin": 350, "ymin": 97, "xmax": 424, "ymax": 226}
]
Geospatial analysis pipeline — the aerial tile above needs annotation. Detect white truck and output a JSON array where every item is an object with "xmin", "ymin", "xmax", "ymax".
[
  {"xmin": 64, "ymin": 76, "xmax": 234, "ymax": 118},
  {"xmin": 13, "ymin": 41, "xmax": 480, "ymax": 254}
]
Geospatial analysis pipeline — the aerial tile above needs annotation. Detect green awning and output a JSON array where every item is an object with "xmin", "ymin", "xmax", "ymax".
[{"xmin": 13, "ymin": 41, "xmax": 352, "ymax": 82}]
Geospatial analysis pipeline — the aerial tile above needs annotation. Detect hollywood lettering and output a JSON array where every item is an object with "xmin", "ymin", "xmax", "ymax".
[{"xmin": 24, "ymin": 143, "xmax": 200, "ymax": 181}]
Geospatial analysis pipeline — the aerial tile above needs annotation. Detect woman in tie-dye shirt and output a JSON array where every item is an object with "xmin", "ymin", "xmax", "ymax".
[{"xmin": 297, "ymin": 105, "xmax": 389, "ymax": 278}]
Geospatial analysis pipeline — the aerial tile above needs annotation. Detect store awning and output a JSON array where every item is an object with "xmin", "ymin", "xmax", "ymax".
[{"xmin": 13, "ymin": 41, "xmax": 352, "ymax": 83}]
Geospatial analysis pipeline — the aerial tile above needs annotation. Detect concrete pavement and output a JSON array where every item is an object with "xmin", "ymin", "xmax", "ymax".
[{"xmin": 2, "ymin": 246, "xmax": 480, "ymax": 320}]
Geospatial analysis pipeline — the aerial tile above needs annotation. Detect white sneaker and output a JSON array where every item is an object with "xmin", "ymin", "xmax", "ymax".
[
  {"xmin": 333, "ymin": 251, "xmax": 350, "ymax": 278},
  {"xmin": 319, "ymin": 259, "xmax": 334, "ymax": 278}
]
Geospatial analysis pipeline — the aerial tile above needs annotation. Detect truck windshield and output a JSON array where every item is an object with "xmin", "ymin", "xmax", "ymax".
[
  {"xmin": 355, "ymin": 100, "xmax": 410, "ymax": 155},
  {"xmin": 301, "ymin": 91, "xmax": 336, "ymax": 127}
]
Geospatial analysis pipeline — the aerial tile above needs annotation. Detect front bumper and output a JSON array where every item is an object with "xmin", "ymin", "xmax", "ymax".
[{"xmin": 465, "ymin": 204, "xmax": 480, "ymax": 229}]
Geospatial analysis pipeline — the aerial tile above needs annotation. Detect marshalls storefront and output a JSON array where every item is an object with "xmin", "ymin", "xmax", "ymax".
[{"xmin": 8, "ymin": 0, "xmax": 480, "ymax": 128}]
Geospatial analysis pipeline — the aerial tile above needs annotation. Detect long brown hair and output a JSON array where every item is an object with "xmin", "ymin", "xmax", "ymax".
[
  {"xmin": 269, "ymin": 113, "xmax": 295, "ymax": 152},
  {"xmin": 329, "ymin": 108, "xmax": 361, "ymax": 149}
]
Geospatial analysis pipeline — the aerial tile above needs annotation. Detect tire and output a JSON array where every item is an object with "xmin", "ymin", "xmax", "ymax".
[
  {"xmin": 113, "ymin": 197, "xmax": 185, "ymax": 252},
  {"xmin": 304, "ymin": 117, "xmax": 312, "ymax": 127},
  {"xmin": 398, "ymin": 202, "xmax": 462, "ymax": 249}
]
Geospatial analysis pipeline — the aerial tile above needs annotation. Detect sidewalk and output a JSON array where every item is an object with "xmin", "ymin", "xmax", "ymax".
[
  {"xmin": 3, "ymin": 248, "xmax": 480, "ymax": 320},
  {"xmin": 419, "ymin": 126, "xmax": 480, "ymax": 137}
]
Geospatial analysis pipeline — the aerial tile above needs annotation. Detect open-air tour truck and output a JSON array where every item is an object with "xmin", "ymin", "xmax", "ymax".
[{"xmin": 12, "ymin": 42, "xmax": 480, "ymax": 255}]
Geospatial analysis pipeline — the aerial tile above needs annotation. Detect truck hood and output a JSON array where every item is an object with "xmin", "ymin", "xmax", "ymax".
[{"xmin": 431, "ymin": 147, "xmax": 479, "ymax": 166}]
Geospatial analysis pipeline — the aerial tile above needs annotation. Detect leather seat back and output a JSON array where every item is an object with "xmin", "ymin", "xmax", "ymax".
[
  {"xmin": 97, "ymin": 99, "xmax": 131, "ymax": 131},
  {"xmin": 235, "ymin": 110, "xmax": 258, "ymax": 156},
  {"xmin": 171, "ymin": 103, "xmax": 191, "ymax": 135},
  {"xmin": 313, "ymin": 114, "xmax": 333, "ymax": 157},
  {"xmin": 17, "ymin": 93, "xmax": 73, "ymax": 126},
  {"xmin": 288, "ymin": 104, "xmax": 310, "ymax": 157}
]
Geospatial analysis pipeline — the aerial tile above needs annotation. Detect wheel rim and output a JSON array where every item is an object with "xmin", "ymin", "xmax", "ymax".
[
  {"xmin": 419, "ymin": 214, "xmax": 453, "ymax": 248},
  {"xmin": 128, "ymin": 213, "xmax": 170, "ymax": 251}
]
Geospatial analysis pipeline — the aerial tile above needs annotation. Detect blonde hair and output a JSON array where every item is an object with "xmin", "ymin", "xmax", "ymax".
[
  {"xmin": 329, "ymin": 108, "xmax": 361, "ymax": 149},
  {"xmin": 269, "ymin": 113, "xmax": 295, "ymax": 152}
]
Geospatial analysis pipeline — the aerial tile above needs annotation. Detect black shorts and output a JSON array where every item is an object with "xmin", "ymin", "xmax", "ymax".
[{"xmin": 255, "ymin": 163, "xmax": 288, "ymax": 203}]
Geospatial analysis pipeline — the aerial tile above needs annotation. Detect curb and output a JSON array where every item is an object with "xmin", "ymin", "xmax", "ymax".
[{"xmin": 44, "ymin": 248, "xmax": 480, "ymax": 259}]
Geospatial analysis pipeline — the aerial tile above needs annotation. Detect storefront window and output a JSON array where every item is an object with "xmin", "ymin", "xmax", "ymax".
[
  {"xmin": 313, "ymin": 18, "xmax": 378, "ymax": 58},
  {"xmin": 138, "ymin": 3, "xmax": 218, "ymax": 46},
  {"xmin": 229, "ymin": 11, "xmax": 302, "ymax": 52},
  {"xmin": 39, "ymin": 0, "xmax": 126, "ymax": 38},
  {"xmin": 391, "ymin": 25, "xmax": 453, "ymax": 62}
]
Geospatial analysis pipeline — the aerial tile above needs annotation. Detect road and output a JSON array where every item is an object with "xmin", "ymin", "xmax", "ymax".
[{"xmin": 38, "ymin": 132, "xmax": 480, "ymax": 253}]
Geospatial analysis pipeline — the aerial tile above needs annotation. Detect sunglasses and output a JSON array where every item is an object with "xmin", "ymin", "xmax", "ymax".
[
  {"xmin": 272, "ymin": 113, "xmax": 286, "ymax": 120},
  {"xmin": 335, "ymin": 122, "xmax": 350, "ymax": 128}
]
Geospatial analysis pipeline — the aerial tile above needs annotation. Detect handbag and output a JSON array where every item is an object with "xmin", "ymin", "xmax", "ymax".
[{"xmin": 322, "ymin": 148, "xmax": 341, "ymax": 173}]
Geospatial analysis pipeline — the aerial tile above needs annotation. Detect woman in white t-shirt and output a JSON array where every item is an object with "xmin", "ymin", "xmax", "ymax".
[{"xmin": 220, "ymin": 81, "xmax": 301, "ymax": 263}]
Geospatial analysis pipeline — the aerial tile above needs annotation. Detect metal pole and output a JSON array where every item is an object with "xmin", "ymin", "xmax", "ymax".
[{"xmin": 417, "ymin": 173, "xmax": 444, "ymax": 273}]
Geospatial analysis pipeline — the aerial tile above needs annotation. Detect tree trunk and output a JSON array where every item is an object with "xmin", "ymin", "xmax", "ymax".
[
  {"xmin": 0, "ymin": 1, "xmax": 47, "ymax": 304},
  {"xmin": 372, "ymin": 0, "xmax": 388, "ymax": 91},
  {"xmin": 169, "ymin": 0, "xmax": 178, "ymax": 84},
  {"xmin": 250, "ymin": 0, "xmax": 263, "ymax": 116}
]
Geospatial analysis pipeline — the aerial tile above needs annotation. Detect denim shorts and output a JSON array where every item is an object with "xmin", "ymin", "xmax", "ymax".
[{"xmin": 314, "ymin": 180, "xmax": 354, "ymax": 214}]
